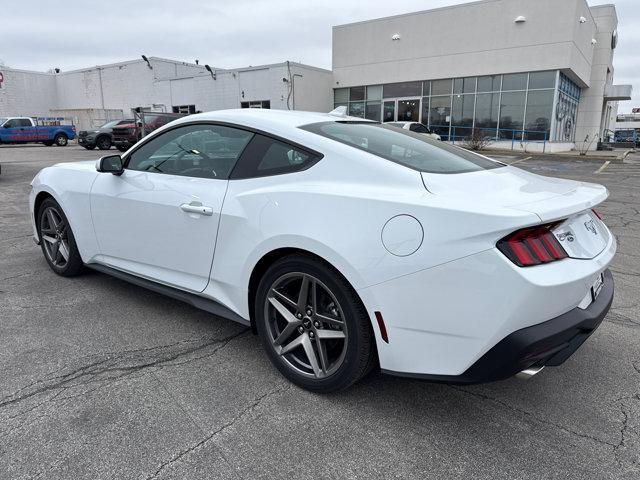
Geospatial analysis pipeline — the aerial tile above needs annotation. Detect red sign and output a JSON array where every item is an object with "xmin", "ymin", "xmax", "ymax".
[{"xmin": 0, "ymin": 72, "xmax": 4, "ymax": 89}]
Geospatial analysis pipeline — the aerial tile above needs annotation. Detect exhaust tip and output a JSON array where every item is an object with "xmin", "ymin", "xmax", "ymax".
[{"xmin": 515, "ymin": 366, "xmax": 545, "ymax": 380}]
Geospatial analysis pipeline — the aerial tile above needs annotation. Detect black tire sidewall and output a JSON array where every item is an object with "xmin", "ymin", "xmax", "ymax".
[
  {"xmin": 54, "ymin": 134, "xmax": 68, "ymax": 146},
  {"xmin": 97, "ymin": 136, "xmax": 111, "ymax": 150},
  {"xmin": 255, "ymin": 255, "xmax": 373, "ymax": 392},
  {"xmin": 37, "ymin": 198, "xmax": 84, "ymax": 276}
]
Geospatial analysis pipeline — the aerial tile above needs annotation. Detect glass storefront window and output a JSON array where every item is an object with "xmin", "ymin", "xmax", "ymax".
[
  {"xmin": 365, "ymin": 101, "xmax": 381, "ymax": 121},
  {"xmin": 421, "ymin": 97, "xmax": 430, "ymax": 125},
  {"xmin": 350, "ymin": 86, "xmax": 365, "ymax": 102},
  {"xmin": 474, "ymin": 93, "xmax": 499, "ymax": 135},
  {"xmin": 334, "ymin": 88, "xmax": 349, "ymax": 104},
  {"xmin": 499, "ymin": 91, "xmax": 526, "ymax": 135},
  {"xmin": 366, "ymin": 85, "xmax": 382, "ymax": 101},
  {"xmin": 348, "ymin": 102, "xmax": 365, "ymax": 118},
  {"xmin": 524, "ymin": 90, "xmax": 554, "ymax": 140},
  {"xmin": 429, "ymin": 96, "xmax": 451, "ymax": 139},
  {"xmin": 383, "ymin": 101, "xmax": 395, "ymax": 122},
  {"xmin": 431, "ymin": 79, "xmax": 452, "ymax": 96},
  {"xmin": 454, "ymin": 77, "xmax": 476, "ymax": 94},
  {"xmin": 528, "ymin": 71, "xmax": 556, "ymax": 90},
  {"xmin": 502, "ymin": 73, "xmax": 528, "ymax": 91},
  {"xmin": 422, "ymin": 81, "xmax": 431, "ymax": 97},
  {"xmin": 477, "ymin": 75, "xmax": 501, "ymax": 93},
  {"xmin": 451, "ymin": 94, "xmax": 474, "ymax": 139},
  {"xmin": 383, "ymin": 82, "xmax": 422, "ymax": 98},
  {"xmin": 397, "ymin": 99, "xmax": 421, "ymax": 121}
]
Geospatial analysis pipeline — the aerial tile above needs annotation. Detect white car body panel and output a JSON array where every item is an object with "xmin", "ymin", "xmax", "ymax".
[{"xmin": 29, "ymin": 109, "xmax": 616, "ymax": 378}]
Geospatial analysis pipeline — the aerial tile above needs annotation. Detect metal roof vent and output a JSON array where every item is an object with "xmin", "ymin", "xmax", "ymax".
[
  {"xmin": 391, "ymin": 33, "xmax": 401, "ymax": 41},
  {"xmin": 579, "ymin": 16, "xmax": 587, "ymax": 23},
  {"xmin": 514, "ymin": 15, "xmax": 526, "ymax": 23}
]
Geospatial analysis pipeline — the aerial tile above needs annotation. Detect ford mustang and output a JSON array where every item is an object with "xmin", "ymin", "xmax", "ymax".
[{"xmin": 29, "ymin": 109, "xmax": 616, "ymax": 392}]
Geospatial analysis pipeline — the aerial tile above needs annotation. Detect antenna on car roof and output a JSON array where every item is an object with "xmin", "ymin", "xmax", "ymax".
[{"xmin": 328, "ymin": 106, "xmax": 348, "ymax": 117}]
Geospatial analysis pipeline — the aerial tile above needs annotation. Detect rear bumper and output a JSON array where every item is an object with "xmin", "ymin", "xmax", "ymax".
[{"xmin": 383, "ymin": 269, "xmax": 614, "ymax": 383}]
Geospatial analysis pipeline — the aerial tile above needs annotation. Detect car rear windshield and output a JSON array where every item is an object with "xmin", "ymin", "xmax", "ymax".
[{"xmin": 300, "ymin": 121, "xmax": 504, "ymax": 174}]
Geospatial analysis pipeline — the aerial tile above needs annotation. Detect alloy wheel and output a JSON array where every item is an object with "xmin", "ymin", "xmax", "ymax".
[
  {"xmin": 264, "ymin": 272, "xmax": 348, "ymax": 379},
  {"xmin": 40, "ymin": 206, "xmax": 71, "ymax": 268}
]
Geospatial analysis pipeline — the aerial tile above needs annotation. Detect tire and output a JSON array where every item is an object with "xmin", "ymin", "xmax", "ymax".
[
  {"xmin": 116, "ymin": 145, "xmax": 128, "ymax": 152},
  {"xmin": 83, "ymin": 145, "xmax": 96, "ymax": 150},
  {"xmin": 43, "ymin": 141, "xmax": 54, "ymax": 146},
  {"xmin": 37, "ymin": 198, "xmax": 84, "ymax": 277},
  {"xmin": 54, "ymin": 133, "xmax": 68, "ymax": 147},
  {"xmin": 96, "ymin": 136, "xmax": 111, "ymax": 150},
  {"xmin": 255, "ymin": 254, "xmax": 376, "ymax": 392}
]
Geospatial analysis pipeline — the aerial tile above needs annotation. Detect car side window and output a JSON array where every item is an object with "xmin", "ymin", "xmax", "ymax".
[
  {"xmin": 126, "ymin": 124, "xmax": 254, "ymax": 179},
  {"xmin": 230, "ymin": 134, "xmax": 321, "ymax": 179},
  {"xmin": 409, "ymin": 123, "xmax": 429, "ymax": 133},
  {"xmin": 4, "ymin": 119, "xmax": 19, "ymax": 128}
]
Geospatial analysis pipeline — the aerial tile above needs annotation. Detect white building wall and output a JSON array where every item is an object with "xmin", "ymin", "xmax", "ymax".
[
  {"xmin": 574, "ymin": 5, "xmax": 617, "ymax": 150},
  {"xmin": 332, "ymin": 0, "xmax": 596, "ymax": 88},
  {"xmin": 0, "ymin": 68, "xmax": 57, "ymax": 117}
]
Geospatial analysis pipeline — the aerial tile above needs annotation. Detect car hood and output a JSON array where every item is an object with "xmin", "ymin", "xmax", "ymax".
[{"xmin": 421, "ymin": 165, "xmax": 608, "ymax": 222}]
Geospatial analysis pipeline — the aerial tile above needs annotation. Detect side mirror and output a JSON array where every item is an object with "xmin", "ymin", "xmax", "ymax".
[{"xmin": 96, "ymin": 155, "xmax": 124, "ymax": 175}]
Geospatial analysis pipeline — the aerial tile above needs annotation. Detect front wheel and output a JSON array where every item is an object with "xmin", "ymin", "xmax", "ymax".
[
  {"xmin": 37, "ymin": 198, "xmax": 84, "ymax": 276},
  {"xmin": 54, "ymin": 133, "xmax": 68, "ymax": 146},
  {"xmin": 96, "ymin": 136, "xmax": 111, "ymax": 150},
  {"xmin": 255, "ymin": 255, "xmax": 376, "ymax": 392}
]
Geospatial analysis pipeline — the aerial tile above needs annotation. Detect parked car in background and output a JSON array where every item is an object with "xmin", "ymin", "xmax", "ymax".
[
  {"xmin": 0, "ymin": 117, "xmax": 76, "ymax": 146},
  {"xmin": 78, "ymin": 119, "xmax": 134, "ymax": 151},
  {"xmin": 112, "ymin": 114, "xmax": 181, "ymax": 152},
  {"xmin": 388, "ymin": 121, "xmax": 442, "ymax": 140}
]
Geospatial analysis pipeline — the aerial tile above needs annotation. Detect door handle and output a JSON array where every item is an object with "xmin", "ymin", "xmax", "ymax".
[{"xmin": 180, "ymin": 201, "xmax": 213, "ymax": 216}]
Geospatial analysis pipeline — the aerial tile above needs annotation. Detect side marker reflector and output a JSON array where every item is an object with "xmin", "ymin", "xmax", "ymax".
[{"xmin": 374, "ymin": 311, "xmax": 389, "ymax": 343}]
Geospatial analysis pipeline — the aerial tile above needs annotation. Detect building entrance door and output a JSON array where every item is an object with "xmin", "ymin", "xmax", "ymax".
[{"xmin": 383, "ymin": 98, "xmax": 422, "ymax": 122}]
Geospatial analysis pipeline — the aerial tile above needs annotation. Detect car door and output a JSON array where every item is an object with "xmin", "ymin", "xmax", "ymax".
[
  {"xmin": 2, "ymin": 118, "xmax": 26, "ymax": 142},
  {"xmin": 90, "ymin": 123, "xmax": 254, "ymax": 292}
]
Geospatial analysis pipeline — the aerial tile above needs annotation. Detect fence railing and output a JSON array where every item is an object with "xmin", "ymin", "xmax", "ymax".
[{"xmin": 429, "ymin": 125, "xmax": 549, "ymax": 152}]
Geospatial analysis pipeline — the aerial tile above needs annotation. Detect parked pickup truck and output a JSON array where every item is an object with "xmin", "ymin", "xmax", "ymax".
[
  {"xmin": 112, "ymin": 113, "xmax": 181, "ymax": 152},
  {"xmin": 0, "ymin": 117, "xmax": 76, "ymax": 146}
]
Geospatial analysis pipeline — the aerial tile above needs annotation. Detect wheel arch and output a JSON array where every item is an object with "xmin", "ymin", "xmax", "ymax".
[{"xmin": 247, "ymin": 247, "xmax": 371, "ymax": 336}]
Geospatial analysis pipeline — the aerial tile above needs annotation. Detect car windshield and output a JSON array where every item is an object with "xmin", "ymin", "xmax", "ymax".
[
  {"xmin": 301, "ymin": 121, "xmax": 504, "ymax": 174},
  {"xmin": 100, "ymin": 120, "xmax": 120, "ymax": 129}
]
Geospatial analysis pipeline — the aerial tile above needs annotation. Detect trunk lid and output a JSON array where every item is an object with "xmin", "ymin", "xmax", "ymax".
[{"xmin": 421, "ymin": 166, "xmax": 610, "ymax": 259}]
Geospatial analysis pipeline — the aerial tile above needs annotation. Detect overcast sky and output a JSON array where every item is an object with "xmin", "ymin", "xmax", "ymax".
[{"xmin": 1, "ymin": 0, "xmax": 638, "ymax": 112}]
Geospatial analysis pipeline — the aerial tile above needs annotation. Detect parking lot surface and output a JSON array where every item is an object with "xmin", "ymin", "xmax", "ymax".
[{"xmin": 1, "ymin": 145, "xmax": 639, "ymax": 479}]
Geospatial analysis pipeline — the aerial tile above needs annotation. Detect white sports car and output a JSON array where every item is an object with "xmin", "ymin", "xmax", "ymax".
[{"xmin": 29, "ymin": 109, "xmax": 615, "ymax": 392}]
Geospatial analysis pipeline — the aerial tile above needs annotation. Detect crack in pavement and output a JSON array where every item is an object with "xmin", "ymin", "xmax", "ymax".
[
  {"xmin": 449, "ymin": 385, "xmax": 619, "ymax": 448},
  {"xmin": 0, "ymin": 329, "xmax": 249, "ymax": 415},
  {"xmin": 145, "ymin": 383, "xmax": 292, "ymax": 480}
]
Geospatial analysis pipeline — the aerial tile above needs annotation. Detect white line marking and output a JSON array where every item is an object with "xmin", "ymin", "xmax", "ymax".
[
  {"xmin": 510, "ymin": 156, "xmax": 531, "ymax": 165},
  {"xmin": 594, "ymin": 160, "xmax": 611, "ymax": 174}
]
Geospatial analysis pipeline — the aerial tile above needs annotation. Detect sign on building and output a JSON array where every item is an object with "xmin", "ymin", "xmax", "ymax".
[{"xmin": 632, "ymin": 107, "xmax": 640, "ymax": 114}]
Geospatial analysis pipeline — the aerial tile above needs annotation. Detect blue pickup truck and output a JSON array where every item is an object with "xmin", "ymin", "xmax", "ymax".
[{"xmin": 0, "ymin": 117, "xmax": 76, "ymax": 146}]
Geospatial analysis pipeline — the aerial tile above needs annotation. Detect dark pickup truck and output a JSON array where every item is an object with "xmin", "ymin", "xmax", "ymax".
[{"xmin": 112, "ymin": 114, "xmax": 181, "ymax": 152}]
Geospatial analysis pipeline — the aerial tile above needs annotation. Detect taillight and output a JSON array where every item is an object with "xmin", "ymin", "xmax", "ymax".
[{"xmin": 497, "ymin": 222, "xmax": 568, "ymax": 267}]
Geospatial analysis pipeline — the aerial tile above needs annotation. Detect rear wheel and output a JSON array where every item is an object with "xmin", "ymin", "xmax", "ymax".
[
  {"xmin": 54, "ymin": 133, "xmax": 68, "ymax": 147},
  {"xmin": 96, "ymin": 136, "xmax": 111, "ymax": 150},
  {"xmin": 255, "ymin": 255, "xmax": 375, "ymax": 392},
  {"xmin": 37, "ymin": 198, "xmax": 84, "ymax": 276}
]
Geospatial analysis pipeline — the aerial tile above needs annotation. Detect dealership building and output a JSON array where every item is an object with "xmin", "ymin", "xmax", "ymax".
[{"xmin": 0, "ymin": 0, "xmax": 631, "ymax": 151}]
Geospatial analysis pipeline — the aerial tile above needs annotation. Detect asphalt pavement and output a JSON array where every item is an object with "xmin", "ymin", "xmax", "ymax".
[{"xmin": 0, "ymin": 144, "xmax": 638, "ymax": 479}]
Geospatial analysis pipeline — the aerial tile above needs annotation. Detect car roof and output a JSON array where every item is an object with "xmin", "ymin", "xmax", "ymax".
[{"xmin": 170, "ymin": 109, "xmax": 374, "ymax": 132}]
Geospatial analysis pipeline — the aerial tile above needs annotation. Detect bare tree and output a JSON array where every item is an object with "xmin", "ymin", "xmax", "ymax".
[{"xmin": 462, "ymin": 128, "xmax": 493, "ymax": 151}]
